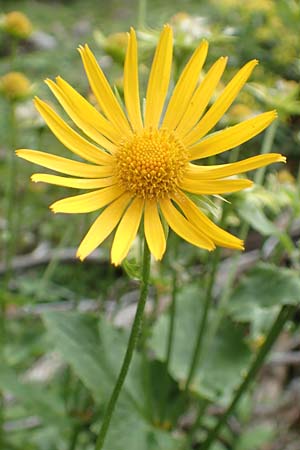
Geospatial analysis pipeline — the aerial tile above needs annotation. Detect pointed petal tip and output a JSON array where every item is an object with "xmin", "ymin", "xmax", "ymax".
[
  {"xmin": 245, "ymin": 180, "xmax": 254, "ymax": 188},
  {"xmin": 76, "ymin": 249, "xmax": 85, "ymax": 262},
  {"xmin": 30, "ymin": 174, "xmax": 38, "ymax": 182},
  {"xmin": 111, "ymin": 258, "xmax": 121, "ymax": 267},
  {"xmin": 271, "ymin": 109, "xmax": 278, "ymax": 119},
  {"xmin": 49, "ymin": 203, "xmax": 58, "ymax": 213},
  {"xmin": 75, "ymin": 246, "xmax": 85, "ymax": 262},
  {"xmin": 16, "ymin": 149, "xmax": 29, "ymax": 159}
]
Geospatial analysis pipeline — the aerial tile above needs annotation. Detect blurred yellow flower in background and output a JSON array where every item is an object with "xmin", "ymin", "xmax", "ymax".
[
  {"xmin": 0, "ymin": 72, "xmax": 31, "ymax": 101},
  {"xmin": 1, "ymin": 11, "xmax": 32, "ymax": 39},
  {"xmin": 17, "ymin": 25, "xmax": 284, "ymax": 265}
]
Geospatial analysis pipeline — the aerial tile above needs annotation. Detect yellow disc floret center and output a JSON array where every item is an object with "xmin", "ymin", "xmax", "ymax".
[{"xmin": 114, "ymin": 129, "xmax": 189, "ymax": 200}]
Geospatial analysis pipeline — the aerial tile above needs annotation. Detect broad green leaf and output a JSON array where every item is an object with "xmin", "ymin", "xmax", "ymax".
[
  {"xmin": 100, "ymin": 397, "xmax": 183, "ymax": 450},
  {"xmin": 43, "ymin": 311, "xmax": 183, "ymax": 449},
  {"xmin": 235, "ymin": 423, "xmax": 276, "ymax": 450},
  {"xmin": 228, "ymin": 263, "xmax": 300, "ymax": 323},
  {"xmin": 149, "ymin": 285, "xmax": 251, "ymax": 403},
  {"xmin": 0, "ymin": 366, "xmax": 68, "ymax": 427},
  {"xmin": 43, "ymin": 311, "xmax": 145, "ymax": 409},
  {"xmin": 238, "ymin": 202, "xmax": 277, "ymax": 236}
]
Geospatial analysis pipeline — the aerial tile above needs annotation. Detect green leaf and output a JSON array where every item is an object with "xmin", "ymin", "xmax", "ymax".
[
  {"xmin": 235, "ymin": 423, "xmax": 276, "ymax": 450},
  {"xmin": 238, "ymin": 202, "xmax": 277, "ymax": 236},
  {"xmin": 43, "ymin": 311, "xmax": 184, "ymax": 450},
  {"xmin": 43, "ymin": 311, "xmax": 144, "ymax": 408},
  {"xmin": 149, "ymin": 285, "xmax": 251, "ymax": 403},
  {"xmin": 122, "ymin": 259, "xmax": 141, "ymax": 280},
  {"xmin": 99, "ymin": 397, "xmax": 183, "ymax": 450},
  {"xmin": 228, "ymin": 263, "xmax": 300, "ymax": 323},
  {"xmin": 0, "ymin": 366, "xmax": 68, "ymax": 427}
]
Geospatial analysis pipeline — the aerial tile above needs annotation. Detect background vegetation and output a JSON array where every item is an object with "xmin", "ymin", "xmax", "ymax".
[{"xmin": 0, "ymin": 1, "xmax": 300, "ymax": 449}]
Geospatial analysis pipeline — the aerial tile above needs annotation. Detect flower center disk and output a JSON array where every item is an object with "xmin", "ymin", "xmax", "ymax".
[{"xmin": 114, "ymin": 129, "xmax": 188, "ymax": 200}]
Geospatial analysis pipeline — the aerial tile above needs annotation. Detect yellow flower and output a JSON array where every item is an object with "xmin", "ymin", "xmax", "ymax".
[
  {"xmin": 17, "ymin": 26, "xmax": 284, "ymax": 265},
  {"xmin": 0, "ymin": 72, "xmax": 31, "ymax": 101},
  {"xmin": 2, "ymin": 11, "xmax": 32, "ymax": 39}
]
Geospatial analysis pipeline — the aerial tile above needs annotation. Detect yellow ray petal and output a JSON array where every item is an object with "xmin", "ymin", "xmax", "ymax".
[
  {"xmin": 111, "ymin": 197, "xmax": 144, "ymax": 265},
  {"xmin": 16, "ymin": 149, "xmax": 112, "ymax": 178},
  {"xmin": 55, "ymin": 76, "xmax": 121, "ymax": 144},
  {"xmin": 34, "ymin": 98, "xmax": 112, "ymax": 165},
  {"xmin": 144, "ymin": 25, "xmax": 173, "ymax": 128},
  {"xmin": 144, "ymin": 200, "xmax": 166, "ymax": 261},
  {"xmin": 160, "ymin": 197, "xmax": 215, "ymax": 251},
  {"xmin": 184, "ymin": 59, "xmax": 258, "ymax": 146},
  {"xmin": 162, "ymin": 40, "xmax": 208, "ymax": 130},
  {"xmin": 176, "ymin": 57, "xmax": 227, "ymax": 138},
  {"xmin": 174, "ymin": 192, "xmax": 243, "ymax": 249},
  {"xmin": 181, "ymin": 178, "xmax": 253, "ymax": 194},
  {"xmin": 77, "ymin": 193, "xmax": 132, "ymax": 261},
  {"xmin": 124, "ymin": 28, "xmax": 143, "ymax": 132},
  {"xmin": 50, "ymin": 185, "xmax": 124, "ymax": 214},
  {"xmin": 78, "ymin": 44, "xmax": 131, "ymax": 135},
  {"xmin": 45, "ymin": 79, "xmax": 117, "ymax": 154},
  {"xmin": 186, "ymin": 153, "xmax": 286, "ymax": 180},
  {"xmin": 189, "ymin": 111, "xmax": 277, "ymax": 160},
  {"xmin": 31, "ymin": 173, "xmax": 116, "ymax": 189}
]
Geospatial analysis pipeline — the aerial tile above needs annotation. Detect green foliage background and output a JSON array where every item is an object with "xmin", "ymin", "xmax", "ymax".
[{"xmin": 0, "ymin": 1, "xmax": 300, "ymax": 449}]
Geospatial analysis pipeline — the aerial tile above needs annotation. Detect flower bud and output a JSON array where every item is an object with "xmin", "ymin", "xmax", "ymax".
[
  {"xmin": 0, "ymin": 72, "xmax": 31, "ymax": 101},
  {"xmin": 2, "ymin": 11, "xmax": 32, "ymax": 39}
]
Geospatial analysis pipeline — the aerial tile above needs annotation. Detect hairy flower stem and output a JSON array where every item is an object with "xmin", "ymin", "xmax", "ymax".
[
  {"xmin": 201, "ymin": 304, "xmax": 295, "ymax": 450},
  {"xmin": 95, "ymin": 240, "xmax": 151, "ymax": 450}
]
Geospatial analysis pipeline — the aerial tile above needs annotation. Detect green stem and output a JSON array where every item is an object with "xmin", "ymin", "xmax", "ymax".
[
  {"xmin": 201, "ymin": 304, "xmax": 295, "ymax": 450},
  {"xmin": 185, "ymin": 147, "xmax": 240, "ymax": 393},
  {"xmin": 137, "ymin": 0, "xmax": 147, "ymax": 28},
  {"xmin": 187, "ymin": 397, "xmax": 210, "ymax": 446},
  {"xmin": 69, "ymin": 426, "xmax": 81, "ymax": 450},
  {"xmin": 4, "ymin": 102, "xmax": 18, "ymax": 280},
  {"xmin": 166, "ymin": 272, "xmax": 178, "ymax": 378},
  {"xmin": 207, "ymin": 122, "xmax": 279, "ymax": 345},
  {"xmin": 0, "ymin": 301, "xmax": 5, "ymax": 448},
  {"xmin": 254, "ymin": 121, "xmax": 278, "ymax": 186},
  {"xmin": 160, "ymin": 269, "xmax": 178, "ymax": 422},
  {"xmin": 184, "ymin": 248, "xmax": 220, "ymax": 393},
  {"xmin": 0, "ymin": 101, "xmax": 18, "ymax": 447},
  {"xmin": 95, "ymin": 240, "xmax": 151, "ymax": 450}
]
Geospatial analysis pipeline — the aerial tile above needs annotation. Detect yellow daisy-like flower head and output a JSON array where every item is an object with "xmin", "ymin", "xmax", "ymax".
[{"xmin": 17, "ymin": 25, "xmax": 284, "ymax": 265}]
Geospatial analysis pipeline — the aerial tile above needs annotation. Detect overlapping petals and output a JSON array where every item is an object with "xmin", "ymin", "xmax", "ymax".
[{"xmin": 17, "ymin": 25, "xmax": 285, "ymax": 265}]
